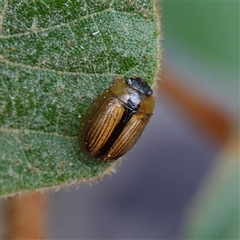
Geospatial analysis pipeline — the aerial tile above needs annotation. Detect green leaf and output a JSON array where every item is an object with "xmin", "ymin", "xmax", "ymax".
[
  {"xmin": 180, "ymin": 145, "xmax": 240, "ymax": 239},
  {"xmin": 0, "ymin": 0, "xmax": 161, "ymax": 196}
]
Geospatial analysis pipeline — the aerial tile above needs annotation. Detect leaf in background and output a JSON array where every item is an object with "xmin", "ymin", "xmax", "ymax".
[
  {"xmin": 180, "ymin": 136, "xmax": 239, "ymax": 239},
  {"xmin": 0, "ymin": 0, "xmax": 161, "ymax": 196}
]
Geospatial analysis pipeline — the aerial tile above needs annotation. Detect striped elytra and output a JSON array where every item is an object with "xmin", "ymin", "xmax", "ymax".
[{"xmin": 78, "ymin": 77, "xmax": 155, "ymax": 162}]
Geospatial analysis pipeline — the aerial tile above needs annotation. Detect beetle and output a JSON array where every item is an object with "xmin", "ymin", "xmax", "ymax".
[{"xmin": 78, "ymin": 77, "xmax": 155, "ymax": 162}]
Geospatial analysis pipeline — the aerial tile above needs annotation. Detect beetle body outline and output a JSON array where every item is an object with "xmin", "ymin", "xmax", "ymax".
[{"xmin": 78, "ymin": 77, "xmax": 155, "ymax": 162}]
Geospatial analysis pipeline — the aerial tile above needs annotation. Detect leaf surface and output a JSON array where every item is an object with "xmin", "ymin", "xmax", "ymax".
[{"xmin": 0, "ymin": 0, "xmax": 161, "ymax": 196}]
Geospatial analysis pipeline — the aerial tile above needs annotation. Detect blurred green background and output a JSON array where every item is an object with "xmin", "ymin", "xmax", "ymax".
[
  {"xmin": 163, "ymin": 1, "xmax": 238, "ymax": 111},
  {"xmin": 162, "ymin": 1, "xmax": 239, "ymax": 239},
  {"xmin": 164, "ymin": 1, "xmax": 238, "ymax": 75}
]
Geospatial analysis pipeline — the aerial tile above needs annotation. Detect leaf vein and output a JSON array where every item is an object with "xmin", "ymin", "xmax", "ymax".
[
  {"xmin": 0, "ymin": 8, "xmax": 110, "ymax": 39},
  {"xmin": 0, "ymin": 0, "xmax": 8, "ymax": 35},
  {"xmin": 0, "ymin": 56, "xmax": 116, "ymax": 77},
  {"xmin": 0, "ymin": 127, "xmax": 78, "ymax": 139}
]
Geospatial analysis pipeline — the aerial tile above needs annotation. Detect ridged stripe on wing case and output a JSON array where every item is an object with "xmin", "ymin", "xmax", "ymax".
[
  {"xmin": 86, "ymin": 100, "xmax": 124, "ymax": 155},
  {"xmin": 107, "ymin": 114, "xmax": 149, "ymax": 159}
]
